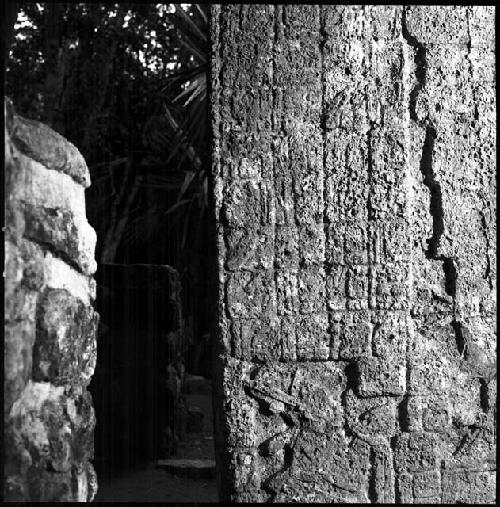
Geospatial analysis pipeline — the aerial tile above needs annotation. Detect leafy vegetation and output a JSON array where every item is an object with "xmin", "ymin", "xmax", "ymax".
[{"xmin": 6, "ymin": 2, "xmax": 209, "ymax": 263}]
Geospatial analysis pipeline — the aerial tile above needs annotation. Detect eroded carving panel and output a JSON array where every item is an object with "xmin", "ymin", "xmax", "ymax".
[{"xmin": 212, "ymin": 5, "xmax": 496, "ymax": 503}]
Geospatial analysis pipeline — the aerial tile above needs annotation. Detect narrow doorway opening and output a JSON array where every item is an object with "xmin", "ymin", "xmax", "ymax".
[{"xmin": 6, "ymin": 3, "xmax": 218, "ymax": 502}]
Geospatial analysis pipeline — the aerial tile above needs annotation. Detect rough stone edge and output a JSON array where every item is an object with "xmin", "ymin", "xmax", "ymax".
[{"xmin": 5, "ymin": 97, "xmax": 91, "ymax": 188}]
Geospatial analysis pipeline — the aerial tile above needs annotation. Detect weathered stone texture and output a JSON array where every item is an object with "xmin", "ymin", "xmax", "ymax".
[
  {"xmin": 212, "ymin": 5, "xmax": 496, "ymax": 503},
  {"xmin": 4, "ymin": 98, "xmax": 98, "ymax": 502}
]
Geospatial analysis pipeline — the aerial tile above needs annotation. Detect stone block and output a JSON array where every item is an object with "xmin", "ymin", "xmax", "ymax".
[
  {"xmin": 365, "ymin": 45, "xmax": 407, "ymax": 128},
  {"xmin": 4, "ymin": 283, "xmax": 38, "ymax": 326},
  {"xmin": 327, "ymin": 221, "xmax": 368, "ymax": 265},
  {"xmin": 247, "ymin": 362, "xmax": 347, "ymax": 425},
  {"xmin": 43, "ymin": 252, "xmax": 96, "ymax": 305},
  {"xmin": 369, "ymin": 220, "xmax": 411, "ymax": 264},
  {"xmin": 226, "ymin": 270, "xmax": 276, "ymax": 319},
  {"xmin": 357, "ymin": 357, "xmax": 406, "ymax": 396},
  {"xmin": 298, "ymin": 224, "xmax": 325, "ymax": 266},
  {"xmin": 4, "ymin": 240, "xmax": 45, "ymax": 308},
  {"xmin": 29, "ymin": 469, "xmax": 72, "ymax": 502},
  {"xmin": 326, "ymin": 265, "xmax": 347, "ymax": 311},
  {"xmin": 345, "ymin": 390, "xmax": 398, "ymax": 437},
  {"xmin": 273, "ymin": 430, "xmax": 371, "ymax": 503},
  {"xmin": 369, "ymin": 131, "xmax": 407, "ymax": 220},
  {"xmin": 372, "ymin": 262, "xmax": 410, "ymax": 310},
  {"xmin": 225, "ymin": 226, "xmax": 274, "ymax": 271},
  {"xmin": 324, "ymin": 132, "xmax": 369, "ymax": 221},
  {"xmin": 295, "ymin": 314, "xmax": 330, "ymax": 360},
  {"xmin": 407, "ymin": 325, "xmax": 466, "ymax": 397},
  {"xmin": 221, "ymin": 134, "xmax": 274, "ymax": 179},
  {"xmin": 23, "ymin": 203, "xmax": 97, "ymax": 276},
  {"xmin": 346, "ymin": 264, "xmax": 369, "ymax": 310},
  {"xmin": 292, "ymin": 154, "xmax": 324, "ymax": 227},
  {"xmin": 331, "ymin": 310, "xmax": 372, "ymax": 359},
  {"xmin": 425, "ymin": 48, "xmax": 478, "ymax": 125},
  {"xmin": 4, "ymin": 320, "xmax": 36, "ymax": 414},
  {"xmin": 468, "ymin": 7, "xmax": 495, "ymax": 47},
  {"xmin": 441, "ymin": 469, "xmax": 496, "ymax": 504},
  {"xmin": 276, "ymin": 269, "xmax": 299, "ymax": 315},
  {"xmin": 292, "ymin": 362, "xmax": 346, "ymax": 424},
  {"xmin": 10, "ymin": 113, "xmax": 90, "ymax": 187},
  {"xmin": 9, "ymin": 383, "xmax": 65, "ymax": 470},
  {"xmin": 405, "ymin": 396, "xmax": 423, "ymax": 432},
  {"xmin": 422, "ymin": 395, "xmax": 451, "ymax": 432},
  {"xmin": 397, "ymin": 472, "xmax": 414, "ymax": 503},
  {"xmin": 405, "ymin": 6, "xmax": 470, "ymax": 46},
  {"xmin": 275, "ymin": 226, "xmax": 299, "ymax": 268},
  {"xmin": 14, "ymin": 155, "xmax": 87, "ymax": 220},
  {"xmin": 413, "ymin": 469, "xmax": 441, "ymax": 499},
  {"xmin": 32, "ymin": 289, "xmax": 98, "ymax": 386},
  {"xmin": 410, "ymin": 261, "xmax": 454, "ymax": 318},
  {"xmin": 325, "ymin": 223, "xmax": 346, "ymax": 265},
  {"xmin": 322, "ymin": 6, "xmax": 366, "ymax": 40},
  {"xmin": 323, "ymin": 41, "xmax": 370, "ymax": 134},
  {"xmin": 323, "ymin": 5, "xmax": 402, "ymax": 41},
  {"xmin": 231, "ymin": 447, "xmax": 261, "ymax": 495},
  {"xmin": 297, "ymin": 267, "xmax": 326, "ymax": 314},
  {"xmin": 231, "ymin": 317, "xmax": 281, "ymax": 361},
  {"xmin": 223, "ymin": 179, "xmax": 275, "ymax": 228},
  {"xmin": 371, "ymin": 311, "xmax": 409, "ymax": 359},
  {"xmin": 394, "ymin": 433, "xmax": 439, "ymax": 473},
  {"xmin": 343, "ymin": 221, "xmax": 369, "ymax": 265}
]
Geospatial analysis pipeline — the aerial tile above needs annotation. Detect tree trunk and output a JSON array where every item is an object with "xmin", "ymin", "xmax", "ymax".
[
  {"xmin": 211, "ymin": 5, "xmax": 496, "ymax": 503},
  {"xmin": 101, "ymin": 165, "xmax": 142, "ymax": 265}
]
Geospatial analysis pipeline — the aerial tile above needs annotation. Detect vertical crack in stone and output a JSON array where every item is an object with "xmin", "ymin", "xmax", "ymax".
[
  {"xmin": 402, "ymin": 8, "xmax": 468, "ymax": 365},
  {"xmin": 342, "ymin": 361, "xmax": 359, "ymax": 441},
  {"xmin": 478, "ymin": 378, "xmax": 490, "ymax": 413},
  {"xmin": 451, "ymin": 319, "xmax": 467, "ymax": 359},
  {"xmin": 442, "ymin": 257, "xmax": 458, "ymax": 298},
  {"xmin": 401, "ymin": 7, "xmax": 427, "ymax": 125},
  {"xmin": 419, "ymin": 125, "xmax": 466, "ymax": 358},
  {"xmin": 418, "ymin": 125, "xmax": 442, "ymax": 259}
]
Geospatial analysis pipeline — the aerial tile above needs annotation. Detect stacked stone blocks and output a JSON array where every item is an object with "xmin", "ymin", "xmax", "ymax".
[{"xmin": 4, "ymin": 99, "xmax": 99, "ymax": 502}]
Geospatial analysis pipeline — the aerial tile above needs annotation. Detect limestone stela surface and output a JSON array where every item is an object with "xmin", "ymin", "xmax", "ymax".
[{"xmin": 211, "ymin": 5, "xmax": 496, "ymax": 503}]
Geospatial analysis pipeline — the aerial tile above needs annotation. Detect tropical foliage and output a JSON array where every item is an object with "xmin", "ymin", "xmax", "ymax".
[{"xmin": 6, "ymin": 2, "xmax": 209, "ymax": 264}]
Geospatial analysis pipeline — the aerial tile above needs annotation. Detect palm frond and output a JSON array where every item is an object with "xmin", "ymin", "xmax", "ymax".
[{"xmin": 172, "ymin": 4, "xmax": 207, "ymax": 44}]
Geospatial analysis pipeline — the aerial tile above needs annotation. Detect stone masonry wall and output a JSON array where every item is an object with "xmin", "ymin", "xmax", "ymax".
[
  {"xmin": 4, "ymin": 99, "xmax": 99, "ymax": 502},
  {"xmin": 211, "ymin": 6, "xmax": 496, "ymax": 503}
]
